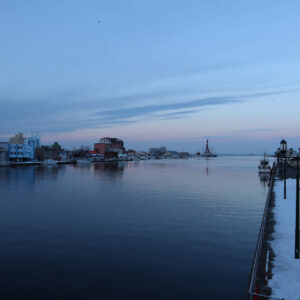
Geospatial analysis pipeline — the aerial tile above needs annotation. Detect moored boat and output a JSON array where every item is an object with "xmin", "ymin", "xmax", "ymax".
[
  {"xmin": 76, "ymin": 158, "xmax": 92, "ymax": 165},
  {"xmin": 258, "ymin": 154, "xmax": 271, "ymax": 173},
  {"xmin": 201, "ymin": 139, "xmax": 218, "ymax": 157},
  {"xmin": 44, "ymin": 159, "xmax": 58, "ymax": 165}
]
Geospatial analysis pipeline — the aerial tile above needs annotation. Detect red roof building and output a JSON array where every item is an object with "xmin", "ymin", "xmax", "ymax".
[{"xmin": 94, "ymin": 137, "xmax": 125, "ymax": 157}]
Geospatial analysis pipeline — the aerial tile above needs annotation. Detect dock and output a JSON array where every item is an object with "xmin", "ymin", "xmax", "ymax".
[
  {"xmin": 11, "ymin": 161, "xmax": 41, "ymax": 166},
  {"xmin": 0, "ymin": 160, "xmax": 76, "ymax": 167}
]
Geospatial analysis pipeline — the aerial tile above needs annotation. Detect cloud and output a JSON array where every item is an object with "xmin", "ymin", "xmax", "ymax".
[
  {"xmin": 0, "ymin": 86, "xmax": 295, "ymax": 135},
  {"xmin": 157, "ymin": 109, "xmax": 206, "ymax": 120},
  {"xmin": 35, "ymin": 97, "xmax": 238, "ymax": 132},
  {"xmin": 231, "ymin": 128, "xmax": 278, "ymax": 133},
  {"xmin": 93, "ymin": 96, "xmax": 239, "ymax": 119}
]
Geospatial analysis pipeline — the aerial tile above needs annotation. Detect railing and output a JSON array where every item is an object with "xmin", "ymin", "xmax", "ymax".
[
  {"xmin": 249, "ymin": 292, "xmax": 284, "ymax": 300},
  {"xmin": 247, "ymin": 162, "xmax": 283, "ymax": 300}
]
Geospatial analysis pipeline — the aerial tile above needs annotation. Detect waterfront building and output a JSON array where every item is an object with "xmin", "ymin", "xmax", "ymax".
[
  {"xmin": 59, "ymin": 151, "xmax": 70, "ymax": 161},
  {"xmin": 35, "ymin": 142, "xmax": 65, "ymax": 161},
  {"xmin": 26, "ymin": 133, "xmax": 40, "ymax": 149},
  {"xmin": 149, "ymin": 146, "xmax": 166, "ymax": 154},
  {"xmin": 118, "ymin": 153, "xmax": 128, "ymax": 161},
  {"xmin": 87, "ymin": 150, "xmax": 97, "ymax": 157},
  {"xmin": 8, "ymin": 133, "xmax": 40, "ymax": 161},
  {"xmin": 149, "ymin": 146, "xmax": 167, "ymax": 158},
  {"xmin": 0, "ymin": 148, "xmax": 7, "ymax": 161},
  {"xmin": 163, "ymin": 151, "xmax": 179, "ymax": 159},
  {"xmin": 127, "ymin": 149, "xmax": 139, "ymax": 159},
  {"xmin": 9, "ymin": 143, "xmax": 33, "ymax": 160},
  {"xmin": 9, "ymin": 133, "xmax": 25, "ymax": 144},
  {"xmin": 178, "ymin": 152, "xmax": 190, "ymax": 158},
  {"xmin": 137, "ymin": 151, "xmax": 149, "ymax": 160},
  {"xmin": 0, "ymin": 142, "xmax": 9, "ymax": 161},
  {"xmin": 94, "ymin": 137, "xmax": 125, "ymax": 158}
]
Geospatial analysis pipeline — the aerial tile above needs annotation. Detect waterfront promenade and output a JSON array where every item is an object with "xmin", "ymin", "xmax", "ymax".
[
  {"xmin": 268, "ymin": 179, "xmax": 300, "ymax": 299},
  {"xmin": 248, "ymin": 165, "xmax": 300, "ymax": 300}
]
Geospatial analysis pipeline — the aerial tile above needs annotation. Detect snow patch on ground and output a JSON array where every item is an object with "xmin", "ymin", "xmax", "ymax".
[{"xmin": 268, "ymin": 179, "xmax": 300, "ymax": 300}]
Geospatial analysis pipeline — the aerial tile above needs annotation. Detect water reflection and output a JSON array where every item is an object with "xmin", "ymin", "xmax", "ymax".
[
  {"xmin": 258, "ymin": 173, "xmax": 269, "ymax": 189},
  {"xmin": 0, "ymin": 157, "xmax": 269, "ymax": 300},
  {"xmin": 0, "ymin": 166, "xmax": 36, "ymax": 187},
  {"xmin": 35, "ymin": 164, "xmax": 62, "ymax": 179},
  {"xmin": 205, "ymin": 160, "xmax": 209, "ymax": 176},
  {"xmin": 93, "ymin": 162, "xmax": 125, "ymax": 178}
]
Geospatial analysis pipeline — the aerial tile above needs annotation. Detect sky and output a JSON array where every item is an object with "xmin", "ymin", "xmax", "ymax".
[{"xmin": 1, "ymin": 0, "xmax": 300, "ymax": 153}]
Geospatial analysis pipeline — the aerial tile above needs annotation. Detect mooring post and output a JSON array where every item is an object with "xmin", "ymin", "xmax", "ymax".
[{"xmin": 295, "ymin": 155, "xmax": 300, "ymax": 258}]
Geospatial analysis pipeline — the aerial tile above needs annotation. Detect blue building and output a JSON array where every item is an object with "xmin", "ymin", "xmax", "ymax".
[{"xmin": 8, "ymin": 133, "xmax": 40, "ymax": 161}]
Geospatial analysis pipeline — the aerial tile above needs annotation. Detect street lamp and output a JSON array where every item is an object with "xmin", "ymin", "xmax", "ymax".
[
  {"xmin": 280, "ymin": 139, "xmax": 287, "ymax": 156},
  {"xmin": 280, "ymin": 139, "xmax": 287, "ymax": 199}
]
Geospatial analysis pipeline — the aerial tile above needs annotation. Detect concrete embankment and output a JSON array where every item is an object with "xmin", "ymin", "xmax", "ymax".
[
  {"xmin": 248, "ymin": 164, "xmax": 281, "ymax": 300},
  {"xmin": 0, "ymin": 160, "xmax": 76, "ymax": 167},
  {"xmin": 248, "ymin": 162, "xmax": 300, "ymax": 300},
  {"xmin": 0, "ymin": 159, "xmax": 135, "ymax": 167},
  {"xmin": 0, "ymin": 161, "xmax": 11, "ymax": 167}
]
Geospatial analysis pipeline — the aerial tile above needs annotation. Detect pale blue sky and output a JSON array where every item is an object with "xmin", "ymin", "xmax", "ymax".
[{"xmin": 1, "ymin": 0, "xmax": 300, "ymax": 153}]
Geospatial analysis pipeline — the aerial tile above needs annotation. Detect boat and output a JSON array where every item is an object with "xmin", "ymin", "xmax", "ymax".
[
  {"xmin": 258, "ymin": 154, "xmax": 271, "ymax": 173},
  {"xmin": 76, "ymin": 158, "xmax": 92, "ymax": 165},
  {"xmin": 44, "ymin": 159, "xmax": 58, "ymax": 165},
  {"xmin": 92, "ymin": 155, "xmax": 105, "ymax": 162},
  {"xmin": 201, "ymin": 139, "xmax": 218, "ymax": 157}
]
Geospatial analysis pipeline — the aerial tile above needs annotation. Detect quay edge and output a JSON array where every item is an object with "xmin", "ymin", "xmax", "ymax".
[{"xmin": 247, "ymin": 162, "xmax": 284, "ymax": 300}]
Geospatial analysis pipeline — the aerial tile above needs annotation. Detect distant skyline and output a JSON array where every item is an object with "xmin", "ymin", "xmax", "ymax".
[{"xmin": 1, "ymin": 1, "xmax": 300, "ymax": 153}]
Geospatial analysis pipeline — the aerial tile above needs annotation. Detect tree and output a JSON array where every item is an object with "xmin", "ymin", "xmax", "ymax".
[
  {"xmin": 35, "ymin": 147, "xmax": 44, "ymax": 161},
  {"xmin": 52, "ymin": 142, "xmax": 61, "ymax": 151}
]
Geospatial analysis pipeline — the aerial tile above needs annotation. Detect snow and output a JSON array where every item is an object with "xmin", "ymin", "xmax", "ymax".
[{"xmin": 268, "ymin": 179, "xmax": 300, "ymax": 300}]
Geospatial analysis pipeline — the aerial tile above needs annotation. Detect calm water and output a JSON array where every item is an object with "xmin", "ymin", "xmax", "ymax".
[{"xmin": 0, "ymin": 157, "xmax": 268, "ymax": 299}]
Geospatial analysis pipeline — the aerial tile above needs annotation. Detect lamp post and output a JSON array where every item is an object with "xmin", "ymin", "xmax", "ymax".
[
  {"xmin": 284, "ymin": 156, "xmax": 287, "ymax": 199},
  {"xmin": 280, "ymin": 139, "xmax": 287, "ymax": 154},
  {"xmin": 280, "ymin": 139, "xmax": 287, "ymax": 199},
  {"xmin": 296, "ymin": 154, "xmax": 300, "ymax": 259}
]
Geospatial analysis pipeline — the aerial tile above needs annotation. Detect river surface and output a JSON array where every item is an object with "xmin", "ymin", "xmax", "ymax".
[{"xmin": 0, "ymin": 156, "xmax": 268, "ymax": 299}]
